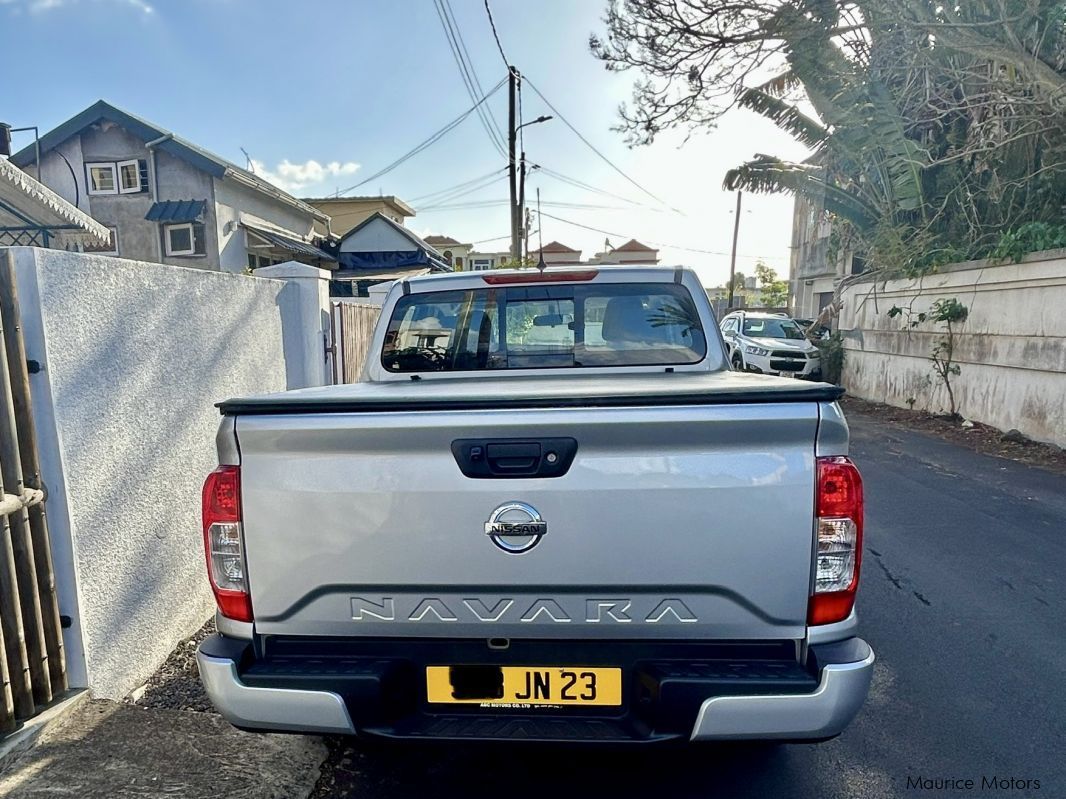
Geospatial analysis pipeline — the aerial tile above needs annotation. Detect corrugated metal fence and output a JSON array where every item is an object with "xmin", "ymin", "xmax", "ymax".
[
  {"xmin": 331, "ymin": 301, "xmax": 380, "ymax": 384},
  {"xmin": 0, "ymin": 251, "xmax": 66, "ymax": 734}
]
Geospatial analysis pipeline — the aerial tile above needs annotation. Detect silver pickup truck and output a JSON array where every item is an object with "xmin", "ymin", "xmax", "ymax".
[{"xmin": 197, "ymin": 266, "xmax": 873, "ymax": 744}]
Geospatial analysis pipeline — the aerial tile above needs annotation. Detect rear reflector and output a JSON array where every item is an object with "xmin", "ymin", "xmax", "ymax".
[
  {"xmin": 202, "ymin": 465, "xmax": 253, "ymax": 622},
  {"xmin": 808, "ymin": 456, "xmax": 864, "ymax": 626},
  {"xmin": 482, "ymin": 270, "xmax": 598, "ymax": 285}
]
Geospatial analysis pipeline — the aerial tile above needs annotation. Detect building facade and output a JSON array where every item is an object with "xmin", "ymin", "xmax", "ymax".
[
  {"xmin": 789, "ymin": 191, "xmax": 866, "ymax": 319},
  {"xmin": 305, "ymin": 196, "xmax": 415, "ymax": 238},
  {"xmin": 10, "ymin": 101, "xmax": 332, "ymax": 273},
  {"xmin": 424, "ymin": 235, "xmax": 473, "ymax": 270}
]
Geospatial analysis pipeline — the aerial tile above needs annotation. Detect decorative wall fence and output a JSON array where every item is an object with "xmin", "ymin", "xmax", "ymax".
[
  {"xmin": 331, "ymin": 301, "xmax": 380, "ymax": 383},
  {"xmin": 838, "ymin": 249, "xmax": 1066, "ymax": 447},
  {"xmin": 0, "ymin": 253, "xmax": 66, "ymax": 733}
]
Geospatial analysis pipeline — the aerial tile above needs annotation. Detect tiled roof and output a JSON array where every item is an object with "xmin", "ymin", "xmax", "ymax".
[
  {"xmin": 536, "ymin": 240, "xmax": 579, "ymax": 253},
  {"xmin": 424, "ymin": 235, "xmax": 461, "ymax": 246},
  {"xmin": 614, "ymin": 238, "xmax": 657, "ymax": 252}
]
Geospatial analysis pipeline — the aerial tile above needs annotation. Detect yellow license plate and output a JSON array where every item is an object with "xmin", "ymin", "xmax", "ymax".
[{"xmin": 426, "ymin": 665, "xmax": 622, "ymax": 706}]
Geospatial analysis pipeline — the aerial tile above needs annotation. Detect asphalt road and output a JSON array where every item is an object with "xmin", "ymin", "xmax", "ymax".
[{"xmin": 315, "ymin": 413, "xmax": 1065, "ymax": 798}]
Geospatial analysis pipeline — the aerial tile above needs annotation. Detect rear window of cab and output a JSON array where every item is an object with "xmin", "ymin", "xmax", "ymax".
[{"xmin": 382, "ymin": 282, "xmax": 707, "ymax": 372}]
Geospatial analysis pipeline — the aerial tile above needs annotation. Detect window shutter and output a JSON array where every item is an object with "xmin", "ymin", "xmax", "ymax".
[
  {"xmin": 138, "ymin": 159, "xmax": 149, "ymax": 192},
  {"xmin": 193, "ymin": 222, "xmax": 207, "ymax": 255}
]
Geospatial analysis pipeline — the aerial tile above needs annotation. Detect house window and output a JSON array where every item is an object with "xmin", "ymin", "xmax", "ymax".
[
  {"xmin": 118, "ymin": 159, "xmax": 144, "ymax": 194},
  {"xmin": 163, "ymin": 222, "xmax": 206, "ymax": 257},
  {"xmin": 246, "ymin": 253, "xmax": 282, "ymax": 269},
  {"xmin": 84, "ymin": 226, "xmax": 119, "ymax": 255},
  {"xmin": 472, "ymin": 259, "xmax": 492, "ymax": 271},
  {"xmin": 86, "ymin": 163, "xmax": 118, "ymax": 195}
]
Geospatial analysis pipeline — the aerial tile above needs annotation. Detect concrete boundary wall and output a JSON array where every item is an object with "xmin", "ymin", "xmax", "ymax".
[
  {"xmin": 6, "ymin": 247, "xmax": 325, "ymax": 698},
  {"xmin": 838, "ymin": 250, "xmax": 1066, "ymax": 447}
]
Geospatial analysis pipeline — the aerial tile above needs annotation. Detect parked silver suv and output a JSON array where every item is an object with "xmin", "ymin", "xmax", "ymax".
[{"xmin": 721, "ymin": 311, "xmax": 822, "ymax": 379}]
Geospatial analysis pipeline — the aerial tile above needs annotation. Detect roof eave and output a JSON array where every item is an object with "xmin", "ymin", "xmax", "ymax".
[{"xmin": 223, "ymin": 168, "xmax": 330, "ymax": 223}]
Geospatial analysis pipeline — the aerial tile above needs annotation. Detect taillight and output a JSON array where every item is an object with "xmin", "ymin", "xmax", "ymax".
[
  {"xmin": 482, "ymin": 270, "xmax": 598, "ymax": 284},
  {"xmin": 202, "ymin": 465, "xmax": 252, "ymax": 622},
  {"xmin": 808, "ymin": 456, "xmax": 864, "ymax": 626}
]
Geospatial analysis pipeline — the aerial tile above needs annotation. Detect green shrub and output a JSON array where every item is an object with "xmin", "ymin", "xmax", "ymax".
[{"xmin": 816, "ymin": 332, "xmax": 845, "ymax": 385}]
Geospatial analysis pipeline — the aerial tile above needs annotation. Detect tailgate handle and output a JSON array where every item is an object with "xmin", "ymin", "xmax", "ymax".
[
  {"xmin": 487, "ymin": 443, "xmax": 540, "ymax": 472},
  {"xmin": 452, "ymin": 438, "xmax": 578, "ymax": 479}
]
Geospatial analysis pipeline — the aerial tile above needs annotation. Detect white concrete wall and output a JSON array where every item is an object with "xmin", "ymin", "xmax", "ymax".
[
  {"xmin": 839, "ymin": 250, "xmax": 1066, "ymax": 446},
  {"xmin": 8, "ymin": 247, "xmax": 298, "ymax": 698},
  {"xmin": 257, "ymin": 262, "xmax": 332, "ymax": 388}
]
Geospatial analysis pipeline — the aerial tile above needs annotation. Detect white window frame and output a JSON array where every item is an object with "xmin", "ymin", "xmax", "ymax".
[
  {"xmin": 117, "ymin": 159, "xmax": 142, "ymax": 194},
  {"xmin": 86, "ymin": 162, "xmax": 118, "ymax": 195},
  {"xmin": 164, "ymin": 222, "xmax": 196, "ymax": 256}
]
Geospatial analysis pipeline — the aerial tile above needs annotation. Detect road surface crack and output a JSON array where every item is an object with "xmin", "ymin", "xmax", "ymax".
[
  {"xmin": 875, "ymin": 557, "xmax": 904, "ymax": 590},
  {"xmin": 873, "ymin": 554, "xmax": 932, "ymax": 606}
]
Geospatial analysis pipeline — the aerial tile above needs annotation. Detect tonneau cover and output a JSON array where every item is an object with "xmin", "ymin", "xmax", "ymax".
[{"xmin": 219, "ymin": 371, "xmax": 844, "ymax": 415}]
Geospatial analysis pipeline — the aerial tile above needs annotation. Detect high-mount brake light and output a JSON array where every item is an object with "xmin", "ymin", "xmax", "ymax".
[
  {"xmin": 481, "ymin": 270, "xmax": 599, "ymax": 285},
  {"xmin": 202, "ymin": 465, "xmax": 253, "ymax": 622},
  {"xmin": 808, "ymin": 456, "xmax": 864, "ymax": 626}
]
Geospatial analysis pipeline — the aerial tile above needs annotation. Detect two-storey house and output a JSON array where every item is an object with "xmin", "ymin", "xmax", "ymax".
[{"xmin": 10, "ymin": 101, "xmax": 333, "ymax": 272}]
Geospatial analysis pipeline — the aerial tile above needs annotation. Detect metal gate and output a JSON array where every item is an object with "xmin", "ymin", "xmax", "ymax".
[
  {"xmin": 0, "ymin": 251, "xmax": 66, "ymax": 733},
  {"xmin": 330, "ymin": 301, "xmax": 381, "ymax": 384}
]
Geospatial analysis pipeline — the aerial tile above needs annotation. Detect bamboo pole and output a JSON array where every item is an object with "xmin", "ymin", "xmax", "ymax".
[
  {"xmin": 0, "ymin": 606, "xmax": 14, "ymax": 733},
  {"xmin": 0, "ymin": 327, "xmax": 49, "ymax": 709},
  {"xmin": 0, "ymin": 253, "xmax": 65, "ymax": 695},
  {"xmin": 0, "ymin": 502, "xmax": 33, "ymax": 718}
]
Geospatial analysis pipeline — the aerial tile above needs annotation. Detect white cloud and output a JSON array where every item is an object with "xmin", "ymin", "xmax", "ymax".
[
  {"xmin": 250, "ymin": 159, "xmax": 360, "ymax": 194},
  {"xmin": 1, "ymin": 0, "xmax": 153, "ymax": 12}
]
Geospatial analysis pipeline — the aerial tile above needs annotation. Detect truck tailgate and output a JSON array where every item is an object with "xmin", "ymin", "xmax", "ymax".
[{"xmin": 236, "ymin": 400, "xmax": 820, "ymax": 641}]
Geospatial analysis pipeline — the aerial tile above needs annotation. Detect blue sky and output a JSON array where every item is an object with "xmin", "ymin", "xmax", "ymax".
[{"xmin": 0, "ymin": 0, "xmax": 810, "ymax": 285}]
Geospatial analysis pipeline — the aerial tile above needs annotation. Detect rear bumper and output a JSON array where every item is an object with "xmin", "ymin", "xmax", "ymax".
[
  {"xmin": 690, "ymin": 638, "xmax": 874, "ymax": 740},
  {"xmin": 197, "ymin": 635, "xmax": 873, "ymax": 742},
  {"xmin": 197, "ymin": 636, "xmax": 355, "ymax": 734}
]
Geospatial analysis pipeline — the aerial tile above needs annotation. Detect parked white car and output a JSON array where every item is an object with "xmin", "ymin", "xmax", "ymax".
[{"xmin": 721, "ymin": 311, "xmax": 822, "ymax": 379}]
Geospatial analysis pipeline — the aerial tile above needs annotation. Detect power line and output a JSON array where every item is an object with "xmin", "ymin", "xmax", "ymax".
[
  {"xmin": 534, "ymin": 165, "xmax": 648, "ymax": 207},
  {"xmin": 417, "ymin": 173, "xmax": 509, "ymax": 208},
  {"xmin": 483, "ymin": 0, "xmax": 509, "ymax": 68},
  {"xmin": 536, "ymin": 210, "xmax": 777, "ymax": 259},
  {"xmin": 420, "ymin": 197, "xmax": 632, "ymax": 212},
  {"xmin": 523, "ymin": 76, "xmax": 682, "ymax": 214},
  {"xmin": 434, "ymin": 0, "xmax": 508, "ymax": 158},
  {"xmin": 471, "ymin": 233, "xmax": 511, "ymax": 244},
  {"xmin": 419, "ymin": 199, "xmax": 511, "ymax": 211},
  {"xmin": 335, "ymin": 77, "xmax": 506, "ymax": 195},
  {"xmin": 409, "ymin": 169, "xmax": 505, "ymax": 203},
  {"xmin": 444, "ymin": 0, "xmax": 507, "ymax": 147}
]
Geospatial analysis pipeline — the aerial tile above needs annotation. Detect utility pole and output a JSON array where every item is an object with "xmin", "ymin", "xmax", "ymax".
[
  {"xmin": 508, "ymin": 66, "xmax": 519, "ymax": 262},
  {"xmin": 518, "ymin": 151, "xmax": 527, "ymax": 262},
  {"xmin": 536, "ymin": 187, "xmax": 545, "ymax": 270},
  {"xmin": 524, "ymin": 207, "xmax": 532, "ymax": 261},
  {"xmin": 728, "ymin": 190, "xmax": 742, "ymax": 309}
]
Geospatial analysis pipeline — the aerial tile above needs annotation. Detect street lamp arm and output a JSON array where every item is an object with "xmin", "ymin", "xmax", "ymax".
[{"xmin": 516, "ymin": 115, "xmax": 553, "ymax": 131}]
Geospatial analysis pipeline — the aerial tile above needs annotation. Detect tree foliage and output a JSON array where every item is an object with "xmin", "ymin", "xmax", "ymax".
[
  {"xmin": 593, "ymin": 1, "xmax": 1066, "ymax": 273},
  {"xmin": 754, "ymin": 261, "xmax": 790, "ymax": 306}
]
